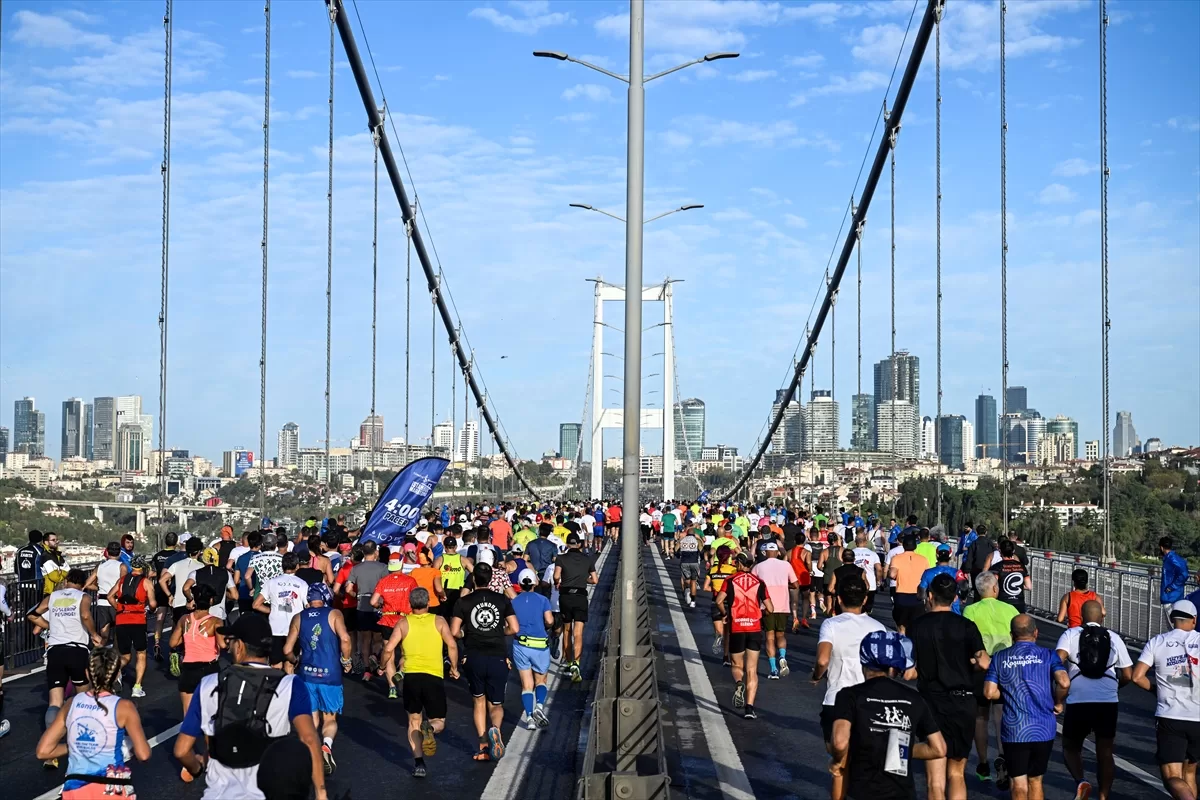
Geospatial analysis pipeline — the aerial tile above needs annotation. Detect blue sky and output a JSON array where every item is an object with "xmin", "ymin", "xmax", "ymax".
[{"xmin": 1, "ymin": 0, "xmax": 1197, "ymax": 465}]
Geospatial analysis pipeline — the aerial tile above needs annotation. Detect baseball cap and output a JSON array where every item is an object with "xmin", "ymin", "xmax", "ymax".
[
  {"xmin": 217, "ymin": 613, "xmax": 273, "ymax": 649},
  {"xmin": 178, "ymin": 532, "xmax": 193, "ymax": 544},
  {"xmin": 1169, "ymin": 599, "xmax": 1197, "ymax": 620},
  {"xmin": 418, "ymin": 519, "xmax": 429, "ymax": 528},
  {"xmin": 517, "ymin": 568, "xmax": 539, "ymax": 587},
  {"xmin": 763, "ymin": 542, "xmax": 779, "ymax": 552},
  {"xmin": 402, "ymin": 542, "xmax": 418, "ymax": 553},
  {"xmin": 388, "ymin": 552, "xmax": 404, "ymax": 572},
  {"xmin": 566, "ymin": 533, "xmax": 581, "ymax": 546},
  {"xmin": 936, "ymin": 543, "xmax": 952, "ymax": 554},
  {"xmin": 511, "ymin": 542, "xmax": 524, "ymax": 554},
  {"xmin": 859, "ymin": 630, "xmax": 914, "ymax": 671},
  {"xmin": 307, "ymin": 582, "xmax": 333, "ymax": 605},
  {"xmin": 458, "ymin": 515, "xmax": 468, "ymax": 522}
]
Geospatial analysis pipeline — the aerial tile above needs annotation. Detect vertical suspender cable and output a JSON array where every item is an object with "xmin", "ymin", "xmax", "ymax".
[
  {"xmin": 935, "ymin": 0, "xmax": 943, "ymax": 527},
  {"xmin": 370, "ymin": 113, "xmax": 379, "ymax": 496},
  {"xmin": 325, "ymin": 3, "xmax": 335, "ymax": 517},
  {"xmin": 405, "ymin": 198, "xmax": 412, "ymax": 467},
  {"xmin": 259, "ymin": 0, "xmax": 270, "ymax": 523},
  {"xmin": 855, "ymin": 199, "xmax": 863, "ymax": 501},
  {"xmin": 431, "ymin": 286, "xmax": 436, "ymax": 454},
  {"xmin": 1000, "ymin": 1, "xmax": 1010, "ymax": 537},
  {"xmin": 450, "ymin": 324, "xmax": 456, "ymax": 459},
  {"xmin": 830, "ymin": 268, "xmax": 835, "ymax": 425},
  {"xmin": 887, "ymin": 100, "xmax": 898, "ymax": 456},
  {"xmin": 157, "ymin": 0, "xmax": 173, "ymax": 544},
  {"xmin": 1099, "ymin": 0, "xmax": 1112, "ymax": 560}
]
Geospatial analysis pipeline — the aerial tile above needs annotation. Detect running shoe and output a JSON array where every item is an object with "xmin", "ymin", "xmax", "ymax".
[
  {"xmin": 362, "ymin": 670, "xmax": 374, "ymax": 683},
  {"xmin": 322, "ymin": 744, "xmax": 336, "ymax": 775},
  {"xmin": 994, "ymin": 756, "xmax": 1010, "ymax": 791},
  {"xmin": 522, "ymin": 713, "xmax": 538, "ymax": 731},
  {"xmin": 689, "ymin": 600, "xmax": 696, "ymax": 609},
  {"xmin": 743, "ymin": 705, "xmax": 757, "ymax": 720},
  {"xmin": 722, "ymin": 658, "xmax": 732, "ymax": 668},
  {"xmin": 412, "ymin": 761, "xmax": 427, "ymax": 778},
  {"xmin": 487, "ymin": 726, "xmax": 505, "ymax": 761},
  {"xmin": 733, "ymin": 680, "xmax": 746, "ymax": 708},
  {"xmin": 388, "ymin": 687, "xmax": 398, "ymax": 700},
  {"xmin": 684, "ymin": 592, "xmax": 691, "ymax": 605},
  {"xmin": 710, "ymin": 638, "xmax": 723, "ymax": 656},
  {"xmin": 0, "ymin": 720, "xmax": 9, "ymax": 739},
  {"xmin": 368, "ymin": 655, "xmax": 380, "ymax": 674},
  {"xmin": 132, "ymin": 685, "xmax": 146, "ymax": 699},
  {"xmin": 1074, "ymin": 780, "xmax": 1092, "ymax": 800},
  {"xmin": 974, "ymin": 762, "xmax": 991, "ymax": 783},
  {"xmin": 169, "ymin": 652, "xmax": 181, "ymax": 678},
  {"xmin": 532, "ymin": 704, "xmax": 549, "ymax": 729},
  {"xmin": 43, "ymin": 757, "xmax": 59, "ymax": 771},
  {"xmin": 767, "ymin": 670, "xmax": 780, "ymax": 680},
  {"xmin": 549, "ymin": 634, "xmax": 560, "ymax": 660},
  {"xmin": 392, "ymin": 671, "xmax": 404, "ymax": 689},
  {"xmin": 778, "ymin": 658, "xmax": 790, "ymax": 678},
  {"xmin": 179, "ymin": 766, "xmax": 193, "ymax": 783},
  {"xmin": 570, "ymin": 663, "xmax": 582, "ymax": 684},
  {"xmin": 421, "ymin": 719, "xmax": 437, "ymax": 756}
]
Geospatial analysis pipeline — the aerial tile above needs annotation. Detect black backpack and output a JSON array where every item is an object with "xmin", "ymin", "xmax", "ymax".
[
  {"xmin": 208, "ymin": 665, "xmax": 286, "ymax": 769},
  {"xmin": 119, "ymin": 574, "xmax": 142, "ymax": 605},
  {"xmin": 1077, "ymin": 625, "xmax": 1112, "ymax": 680}
]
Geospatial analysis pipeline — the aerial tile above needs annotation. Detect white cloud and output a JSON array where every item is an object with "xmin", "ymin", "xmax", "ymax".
[
  {"xmin": 1038, "ymin": 183, "xmax": 1077, "ymax": 204},
  {"xmin": 784, "ymin": 213, "xmax": 808, "ymax": 228},
  {"xmin": 468, "ymin": 3, "xmax": 571, "ymax": 35},
  {"xmin": 1052, "ymin": 157, "xmax": 1098, "ymax": 177},
  {"xmin": 789, "ymin": 70, "xmax": 889, "ymax": 106},
  {"xmin": 712, "ymin": 208, "xmax": 753, "ymax": 222},
  {"xmin": 1167, "ymin": 117, "xmax": 1200, "ymax": 132},
  {"xmin": 785, "ymin": 53, "xmax": 825, "ymax": 68},
  {"xmin": 554, "ymin": 111, "xmax": 593, "ymax": 123},
  {"xmin": 696, "ymin": 118, "xmax": 798, "ymax": 147},
  {"xmin": 561, "ymin": 83, "xmax": 613, "ymax": 102},
  {"xmin": 433, "ymin": 74, "xmax": 452, "ymax": 81},
  {"xmin": 509, "ymin": 135, "xmax": 535, "ymax": 147},
  {"xmin": 595, "ymin": 0, "xmax": 782, "ymax": 53},
  {"xmin": 286, "ymin": 70, "xmax": 319, "ymax": 79},
  {"xmin": 730, "ymin": 69, "xmax": 777, "ymax": 82},
  {"xmin": 660, "ymin": 130, "xmax": 693, "ymax": 150}
]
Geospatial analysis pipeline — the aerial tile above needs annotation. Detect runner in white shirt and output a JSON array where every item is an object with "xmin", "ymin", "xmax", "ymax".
[
  {"xmin": 851, "ymin": 533, "xmax": 883, "ymax": 613},
  {"xmin": 884, "ymin": 541, "xmax": 905, "ymax": 591},
  {"xmin": 252, "ymin": 553, "xmax": 309, "ymax": 671}
]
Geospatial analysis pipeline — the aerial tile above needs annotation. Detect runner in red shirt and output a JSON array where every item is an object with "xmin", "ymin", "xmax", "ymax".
[
  {"xmin": 370, "ymin": 557, "xmax": 418, "ymax": 699},
  {"xmin": 489, "ymin": 513, "xmax": 512, "ymax": 553},
  {"xmin": 606, "ymin": 504, "xmax": 623, "ymax": 543},
  {"xmin": 714, "ymin": 553, "xmax": 773, "ymax": 720}
]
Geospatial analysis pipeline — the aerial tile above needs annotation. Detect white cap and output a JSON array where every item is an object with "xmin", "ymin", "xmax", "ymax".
[
  {"xmin": 763, "ymin": 542, "xmax": 779, "ymax": 552},
  {"xmin": 1170, "ymin": 599, "xmax": 1198, "ymax": 619},
  {"xmin": 517, "ymin": 568, "xmax": 539, "ymax": 586},
  {"xmin": 178, "ymin": 533, "xmax": 193, "ymax": 543},
  {"xmin": 458, "ymin": 515, "xmax": 468, "ymax": 522},
  {"xmin": 418, "ymin": 519, "xmax": 429, "ymax": 528}
]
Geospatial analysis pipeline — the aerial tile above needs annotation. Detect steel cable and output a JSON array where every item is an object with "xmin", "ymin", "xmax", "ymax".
[
  {"xmin": 1000, "ymin": 1, "xmax": 1010, "ymax": 537},
  {"xmin": 157, "ymin": 0, "xmax": 173, "ymax": 541},
  {"xmin": 259, "ymin": 0, "xmax": 270, "ymax": 523},
  {"xmin": 325, "ymin": 3, "xmax": 335, "ymax": 517},
  {"xmin": 1100, "ymin": 0, "xmax": 1112, "ymax": 559},
  {"xmin": 935, "ymin": 0, "xmax": 943, "ymax": 526}
]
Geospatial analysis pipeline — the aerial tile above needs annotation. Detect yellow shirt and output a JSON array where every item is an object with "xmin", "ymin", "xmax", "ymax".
[
  {"xmin": 513, "ymin": 528, "xmax": 537, "ymax": 549},
  {"xmin": 403, "ymin": 612, "xmax": 444, "ymax": 677}
]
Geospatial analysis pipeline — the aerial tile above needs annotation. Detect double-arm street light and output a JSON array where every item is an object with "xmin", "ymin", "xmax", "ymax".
[
  {"xmin": 569, "ymin": 202, "xmax": 704, "ymax": 225},
  {"xmin": 536, "ymin": 3, "xmax": 738, "ymax": 658}
]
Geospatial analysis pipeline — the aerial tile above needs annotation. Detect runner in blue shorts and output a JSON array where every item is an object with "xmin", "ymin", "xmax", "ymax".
[
  {"xmin": 512, "ymin": 569, "xmax": 555, "ymax": 730},
  {"xmin": 285, "ymin": 582, "xmax": 352, "ymax": 775}
]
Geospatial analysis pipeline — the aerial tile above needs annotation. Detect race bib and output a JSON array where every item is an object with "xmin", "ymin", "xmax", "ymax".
[{"xmin": 884, "ymin": 729, "xmax": 911, "ymax": 776}]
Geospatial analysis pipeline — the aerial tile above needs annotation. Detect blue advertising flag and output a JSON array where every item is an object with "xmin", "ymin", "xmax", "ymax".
[
  {"xmin": 697, "ymin": 490, "xmax": 711, "ymax": 504},
  {"xmin": 360, "ymin": 457, "xmax": 450, "ymax": 547}
]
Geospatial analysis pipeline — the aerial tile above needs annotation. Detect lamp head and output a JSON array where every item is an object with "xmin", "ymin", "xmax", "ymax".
[{"xmin": 533, "ymin": 51, "xmax": 569, "ymax": 61}]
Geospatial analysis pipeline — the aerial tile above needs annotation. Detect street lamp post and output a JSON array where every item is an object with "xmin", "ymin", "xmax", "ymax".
[{"xmin": 536, "ymin": 0, "xmax": 737, "ymax": 661}]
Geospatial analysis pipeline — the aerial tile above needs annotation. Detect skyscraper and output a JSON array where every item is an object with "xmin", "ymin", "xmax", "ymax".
[
  {"xmin": 559, "ymin": 422, "xmax": 583, "ymax": 462},
  {"xmin": 873, "ymin": 352, "xmax": 920, "ymax": 454},
  {"xmin": 92, "ymin": 397, "xmax": 116, "ymax": 462},
  {"xmin": 1113, "ymin": 411, "xmax": 1138, "ymax": 457},
  {"xmin": 936, "ymin": 415, "xmax": 969, "ymax": 469},
  {"xmin": 83, "ymin": 402, "xmax": 93, "ymax": 460},
  {"xmin": 876, "ymin": 401, "xmax": 918, "ymax": 459},
  {"xmin": 359, "ymin": 415, "xmax": 384, "ymax": 449},
  {"xmin": 277, "ymin": 422, "xmax": 300, "ymax": 467},
  {"xmin": 433, "ymin": 421, "xmax": 454, "ymax": 452},
  {"xmin": 1025, "ymin": 412, "xmax": 1045, "ymax": 465},
  {"xmin": 114, "ymin": 396, "xmax": 152, "ymax": 453},
  {"xmin": 770, "ymin": 389, "xmax": 803, "ymax": 455},
  {"xmin": 974, "ymin": 394, "xmax": 998, "ymax": 459},
  {"xmin": 1045, "ymin": 415, "xmax": 1079, "ymax": 460},
  {"xmin": 0, "ymin": 427, "xmax": 8, "ymax": 461},
  {"xmin": 673, "ymin": 398, "xmax": 706, "ymax": 461},
  {"xmin": 804, "ymin": 390, "xmax": 838, "ymax": 453},
  {"xmin": 13, "ymin": 397, "xmax": 46, "ymax": 457},
  {"xmin": 456, "ymin": 420, "xmax": 480, "ymax": 463},
  {"xmin": 61, "ymin": 398, "xmax": 85, "ymax": 460},
  {"xmin": 851, "ymin": 393, "xmax": 874, "ymax": 451},
  {"xmin": 116, "ymin": 423, "xmax": 144, "ymax": 471},
  {"xmin": 1005, "ymin": 386, "xmax": 1028, "ymax": 415},
  {"xmin": 921, "ymin": 416, "xmax": 937, "ymax": 459}
]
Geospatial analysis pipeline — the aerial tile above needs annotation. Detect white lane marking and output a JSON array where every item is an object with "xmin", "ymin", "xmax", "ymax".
[
  {"xmin": 32, "ymin": 722, "xmax": 184, "ymax": 800},
  {"xmin": 3, "ymin": 665, "xmax": 46, "ymax": 684},
  {"xmin": 650, "ymin": 548, "xmax": 755, "ymax": 800},
  {"xmin": 481, "ymin": 546, "xmax": 611, "ymax": 800},
  {"xmin": 1054, "ymin": 720, "xmax": 1168, "ymax": 795}
]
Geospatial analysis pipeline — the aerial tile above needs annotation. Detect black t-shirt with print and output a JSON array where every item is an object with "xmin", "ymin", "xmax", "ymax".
[{"xmin": 452, "ymin": 589, "xmax": 514, "ymax": 658}]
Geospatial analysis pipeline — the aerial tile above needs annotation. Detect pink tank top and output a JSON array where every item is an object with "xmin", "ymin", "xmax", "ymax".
[{"xmin": 182, "ymin": 612, "xmax": 220, "ymax": 663}]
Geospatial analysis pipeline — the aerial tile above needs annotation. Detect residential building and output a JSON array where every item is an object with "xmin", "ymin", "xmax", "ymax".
[
  {"xmin": 673, "ymin": 398, "xmax": 706, "ymax": 461},
  {"xmin": 61, "ymin": 398, "xmax": 85, "ymax": 461},
  {"xmin": 1005, "ymin": 386, "xmax": 1028, "ymax": 414},
  {"xmin": 1084, "ymin": 440, "xmax": 1099, "ymax": 460},
  {"xmin": 559, "ymin": 422, "xmax": 583, "ymax": 462},
  {"xmin": 639, "ymin": 454, "xmax": 664, "ymax": 478},
  {"xmin": 873, "ymin": 352, "xmax": 919, "ymax": 453},
  {"xmin": 936, "ymin": 415, "xmax": 969, "ymax": 469},
  {"xmin": 770, "ymin": 389, "xmax": 804, "ymax": 455},
  {"xmin": 92, "ymin": 397, "xmax": 116, "ymax": 462},
  {"xmin": 277, "ymin": 422, "xmax": 299, "ymax": 467},
  {"xmin": 876, "ymin": 400, "xmax": 918, "ymax": 459},
  {"xmin": 1015, "ymin": 500, "xmax": 1104, "ymax": 528},
  {"xmin": 921, "ymin": 416, "xmax": 937, "ymax": 459},
  {"xmin": 1045, "ymin": 415, "xmax": 1079, "ymax": 460},
  {"xmin": 804, "ymin": 390, "xmax": 838, "ymax": 453},
  {"xmin": 456, "ymin": 420, "xmax": 480, "ymax": 463},
  {"xmin": 974, "ymin": 394, "xmax": 998, "ymax": 459},
  {"xmin": 433, "ymin": 421, "xmax": 454, "ymax": 452},
  {"xmin": 13, "ymin": 397, "xmax": 46, "ymax": 457},
  {"xmin": 851, "ymin": 393, "xmax": 874, "ymax": 451},
  {"xmin": 1113, "ymin": 411, "xmax": 1138, "ymax": 457},
  {"xmin": 359, "ymin": 415, "xmax": 384, "ymax": 450}
]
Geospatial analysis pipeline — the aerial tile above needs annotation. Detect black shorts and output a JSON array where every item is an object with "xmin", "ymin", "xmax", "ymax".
[
  {"xmin": 178, "ymin": 660, "xmax": 219, "ymax": 695},
  {"xmin": 1155, "ymin": 717, "xmax": 1200, "ymax": 765},
  {"xmin": 465, "ymin": 654, "xmax": 509, "ymax": 705},
  {"xmin": 710, "ymin": 602, "xmax": 727, "ymax": 622},
  {"xmin": 340, "ymin": 607, "xmax": 358, "ymax": 631},
  {"xmin": 403, "ymin": 672, "xmax": 448, "ymax": 719},
  {"xmin": 271, "ymin": 635, "xmax": 288, "ymax": 666},
  {"xmin": 115, "ymin": 624, "xmax": 147, "ymax": 655},
  {"xmin": 891, "ymin": 595, "xmax": 923, "ymax": 628},
  {"xmin": 442, "ymin": 590, "xmax": 462, "ymax": 617},
  {"xmin": 820, "ymin": 705, "xmax": 836, "ymax": 743},
  {"xmin": 237, "ymin": 597, "xmax": 255, "ymax": 615},
  {"xmin": 93, "ymin": 604, "xmax": 116, "ymax": 633},
  {"xmin": 47, "ymin": 644, "xmax": 89, "ymax": 690},
  {"xmin": 924, "ymin": 691, "xmax": 977, "ymax": 760},
  {"xmin": 154, "ymin": 587, "xmax": 171, "ymax": 609},
  {"xmin": 863, "ymin": 591, "xmax": 877, "ymax": 614},
  {"xmin": 728, "ymin": 631, "xmax": 763, "ymax": 654},
  {"xmin": 1062, "ymin": 702, "xmax": 1119, "ymax": 743},
  {"xmin": 560, "ymin": 592, "xmax": 589, "ymax": 624},
  {"xmin": 1004, "ymin": 739, "xmax": 1054, "ymax": 778}
]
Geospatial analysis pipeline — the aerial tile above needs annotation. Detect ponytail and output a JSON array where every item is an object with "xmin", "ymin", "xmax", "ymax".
[{"xmin": 86, "ymin": 648, "xmax": 121, "ymax": 715}]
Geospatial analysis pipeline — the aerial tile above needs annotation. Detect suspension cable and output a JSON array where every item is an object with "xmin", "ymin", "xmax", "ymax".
[
  {"xmin": 370, "ymin": 107, "xmax": 379, "ymax": 495},
  {"xmin": 829, "ymin": 267, "xmax": 836, "ymax": 425},
  {"xmin": 324, "ymin": 2, "xmax": 336, "ymax": 517},
  {"xmin": 1000, "ymin": 0, "xmax": 1010, "ymax": 537},
  {"xmin": 1099, "ymin": 0, "xmax": 1112, "ymax": 560},
  {"xmin": 935, "ymin": 0, "xmax": 943, "ymax": 526},
  {"xmin": 157, "ymin": 0, "xmax": 173, "ymax": 542},
  {"xmin": 431, "ymin": 279, "xmax": 437, "ymax": 455},
  {"xmin": 887, "ymin": 99, "xmax": 899, "ymax": 456},
  {"xmin": 259, "ymin": 0, "xmax": 271, "ymax": 524},
  {"xmin": 855, "ymin": 197, "xmax": 863, "ymax": 499},
  {"xmin": 405, "ymin": 187, "xmax": 412, "ymax": 468}
]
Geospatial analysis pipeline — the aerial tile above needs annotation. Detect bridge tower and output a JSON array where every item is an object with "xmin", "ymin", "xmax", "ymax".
[{"xmin": 589, "ymin": 279, "xmax": 676, "ymax": 501}]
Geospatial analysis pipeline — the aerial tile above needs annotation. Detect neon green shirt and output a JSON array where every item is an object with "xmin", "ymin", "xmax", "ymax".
[
  {"xmin": 963, "ymin": 598, "xmax": 1020, "ymax": 655},
  {"xmin": 915, "ymin": 542, "xmax": 939, "ymax": 569}
]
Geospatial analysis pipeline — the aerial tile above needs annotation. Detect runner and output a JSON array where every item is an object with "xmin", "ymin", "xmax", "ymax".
[
  {"xmin": 170, "ymin": 583, "xmax": 224, "ymax": 718},
  {"xmin": 818, "ymin": 531, "xmax": 843, "ymax": 618},
  {"xmin": 371, "ymin": 553, "xmax": 418, "ymax": 698},
  {"xmin": 887, "ymin": 533, "xmax": 928, "ymax": 635},
  {"xmin": 150, "ymin": 531, "xmax": 181, "ymax": 662},
  {"xmin": 26, "ymin": 568, "xmax": 104, "ymax": 769},
  {"xmin": 233, "ymin": 531, "xmax": 263, "ymax": 615},
  {"xmin": 512, "ymin": 568, "xmax": 555, "ymax": 730},
  {"xmin": 439, "ymin": 536, "xmax": 466, "ymax": 618},
  {"xmin": 87, "ymin": 542, "xmax": 127, "ymax": 645},
  {"xmin": 918, "ymin": 543, "xmax": 967, "ymax": 615},
  {"xmin": 1131, "ymin": 599, "xmax": 1200, "ymax": 800},
  {"xmin": 108, "ymin": 554, "xmax": 157, "ymax": 698},
  {"xmin": 343, "ymin": 541, "xmax": 388, "ymax": 680},
  {"xmin": 254, "ymin": 553, "xmax": 308, "ymax": 672},
  {"xmin": 990, "ymin": 538, "xmax": 1031, "ymax": 613},
  {"xmin": 787, "ymin": 531, "xmax": 814, "ymax": 629},
  {"xmin": 660, "ymin": 505, "xmax": 677, "ymax": 559},
  {"xmin": 35, "ymin": 647, "xmax": 152, "ymax": 795},
  {"xmin": 1057, "ymin": 568, "xmax": 1105, "ymax": 629},
  {"xmin": 751, "ymin": 542, "xmax": 797, "ymax": 680},
  {"xmin": 716, "ymin": 553, "xmax": 773, "ymax": 718},
  {"xmin": 0, "ymin": 579, "xmax": 9, "ymax": 738},
  {"xmin": 702, "ymin": 545, "xmax": 737, "ymax": 660},
  {"xmin": 678, "ymin": 525, "xmax": 703, "ymax": 608},
  {"xmin": 554, "ymin": 532, "xmax": 597, "ymax": 683},
  {"xmin": 184, "ymin": 546, "xmax": 237, "ymax": 621},
  {"xmin": 159, "ymin": 537, "xmax": 204, "ymax": 675},
  {"xmin": 851, "ymin": 531, "xmax": 883, "ymax": 615},
  {"xmin": 451, "ymin": 563, "xmax": 519, "ymax": 763},
  {"xmin": 963, "ymin": 571, "xmax": 1020, "ymax": 788},
  {"xmin": 605, "ymin": 502, "xmax": 622, "ymax": 545},
  {"xmin": 285, "ymin": 582, "xmax": 352, "ymax": 776}
]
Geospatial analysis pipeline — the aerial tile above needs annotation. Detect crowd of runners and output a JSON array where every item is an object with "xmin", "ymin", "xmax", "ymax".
[{"xmin": 2, "ymin": 498, "xmax": 1197, "ymax": 800}]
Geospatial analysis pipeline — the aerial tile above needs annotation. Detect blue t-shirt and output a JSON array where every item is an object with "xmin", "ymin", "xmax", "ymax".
[
  {"xmin": 512, "ymin": 591, "xmax": 552, "ymax": 640},
  {"xmin": 235, "ymin": 551, "xmax": 256, "ymax": 600},
  {"xmin": 985, "ymin": 641, "xmax": 1066, "ymax": 743},
  {"xmin": 919, "ymin": 565, "xmax": 964, "ymax": 614},
  {"xmin": 888, "ymin": 524, "xmax": 902, "ymax": 545}
]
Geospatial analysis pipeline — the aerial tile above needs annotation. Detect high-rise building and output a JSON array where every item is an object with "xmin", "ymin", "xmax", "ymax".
[
  {"xmin": 14, "ymin": 397, "xmax": 46, "ymax": 457},
  {"xmin": 1113, "ymin": 411, "xmax": 1138, "ymax": 457},
  {"xmin": 804, "ymin": 390, "xmax": 838, "ymax": 453},
  {"xmin": 277, "ymin": 422, "xmax": 300, "ymax": 467},
  {"xmin": 921, "ymin": 416, "xmax": 937, "ymax": 459},
  {"xmin": 1045, "ymin": 415, "xmax": 1079, "ymax": 460},
  {"xmin": 559, "ymin": 422, "xmax": 583, "ymax": 462},
  {"xmin": 876, "ymin": 400, "xmax": 918, "ymax": 459},
  {"xmin": 116, "ymin": 423, "xmax": 145, "ymax": 471},
  {"xmin": 61, "ymin": 398, "xmax": 85, "ymax": 460},
  {"xmin": 936, "ymin": 415, "xmax": 969, "ymax": 469},
  {"xmin": 1000, "ymin": 411, "xmax": 1043, "ymax": 464},
  {"xmin": 963, "ymin": 421, "xmax": 975, "ymax": 468},
  {"xmin": 851, "ymin": 393, "xmax": 874, "ymax": 451},
  {"xmin": 673, "ymin": 398, "xmax": 706, "ymax": 461},
  {"xmin": 0, "ymin": 426, "xmax": 8, "ymax": 461},
  {"xmin": 1144, "ymin": 437, "xmax": 1162, "ymax": 453},
  {"xmin": 92, "ymin": 397, "xmax": 116, "ymax": 462},
  {"xmin": 873, "ymin": 352, "xmax": 919, "ymax": 454},
  {"xmin": 114, "ymin": 396, "xmax": 151, "ymax": 454},
  {"xmin": 1005, "ymin": 386, "xmax": 1028, "ymax": 415},
  {"xmin": 1025, "ymin": 413, "xmax": 1045, "ymax": 465},
  {"xmin": 770, "ymin": 389, "xmax": 803, "ymax": 454},
  {"xmin": 974, "ymin": 394, "xmax": 998, "ymax": 459},
  {"xmin": 359, "ymin": 415, "xmax": 384, "ymax": 450},
  {"xmin": 433, "ymin": 421, "xmax": 454, "ymax": 452},
  {"xmin": 1085, "ymin": 440, "xmax": 1099, "ymax": 460},
  {"xmin": 83, "ymin": 403, "xmax": 93, "ymax": 460},
  {"xmin": 456, "ymin": 420, "xmax": 480, "ymax": 463}
]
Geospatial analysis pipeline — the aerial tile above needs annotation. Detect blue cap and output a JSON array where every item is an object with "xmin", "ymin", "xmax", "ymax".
[
  {"xmin": 936, "ymin": 543, "xmax": 952, "ymax": 553},
  {"xmin": 859, "ymin": 630, "xmax": 913, "ymax": 671},
  {"xmin": 307, "ymin": 582, "xmax": 333, "ymax": 605}
]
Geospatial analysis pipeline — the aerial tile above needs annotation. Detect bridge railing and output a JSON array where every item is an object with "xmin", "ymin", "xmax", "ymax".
[{"xmin": 2, "ymin": 561, "xmax": 102, "ymax": 672}]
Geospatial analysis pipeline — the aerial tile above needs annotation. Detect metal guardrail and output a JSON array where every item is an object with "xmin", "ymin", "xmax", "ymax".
[{"xmin": 3, "ymin": 560, "xmax": 102, "ymax": 671}]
